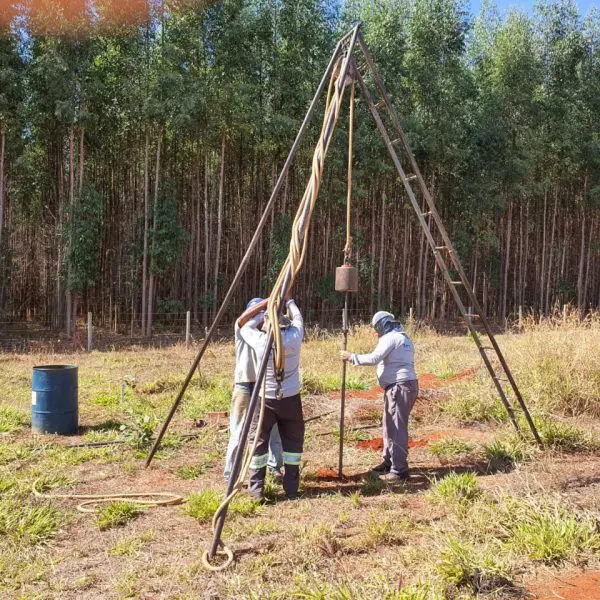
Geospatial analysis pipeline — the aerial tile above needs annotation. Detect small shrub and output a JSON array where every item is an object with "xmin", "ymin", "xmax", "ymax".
[
  {"xmin": 360, "ymin": 472, "xmax": 383, "ymax": 496},
  {"xmin": 430, "ymin": 472, "xmax": 481, "ymax": 506},
  {"xmin": 96, "ymin": 501, "xmax": 144, "ymax": 531},
  {"xmin": 184, "ymin": 490, "xmax": 260, "ymax": 523},
  {"xmin": 119, "ymin": 412, "xmax": 155, "ymax": 449},
  {"xmin": 0, "ymin": 407, "xmax": 29, "ymax": 433},
  {"xmin": 429, "ymin": 438, "xmax": 471, "ymax": 458}
]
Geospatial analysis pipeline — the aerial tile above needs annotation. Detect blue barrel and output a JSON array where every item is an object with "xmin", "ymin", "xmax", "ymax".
[{"xmin": 32, "ymin": 365, "xmax": 78, "ymax": 435}]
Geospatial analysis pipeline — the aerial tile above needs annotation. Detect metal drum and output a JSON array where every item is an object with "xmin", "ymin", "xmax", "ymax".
[
  {"xmin": 335, "ymin": 264, "xmax": 358, "ymax": 293},
  {"xmin": 31, "ymin": 365, "xmax": 78, "ymax": 435}
]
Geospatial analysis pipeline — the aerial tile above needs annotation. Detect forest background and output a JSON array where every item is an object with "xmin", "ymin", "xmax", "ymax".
[{"xmin": 0, "ymin": 0, "xmax": 599, "ymax": 337}]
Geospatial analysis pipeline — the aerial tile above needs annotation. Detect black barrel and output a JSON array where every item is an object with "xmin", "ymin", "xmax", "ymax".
[{"xmin": 31, "ymin": 365, "xmax": 78, "ymax": 435}]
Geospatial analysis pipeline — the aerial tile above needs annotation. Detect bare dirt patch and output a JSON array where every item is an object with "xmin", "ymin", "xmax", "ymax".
[{"xmin": 528, "ymin": 570, "xmax": 600, "ymax": 599}]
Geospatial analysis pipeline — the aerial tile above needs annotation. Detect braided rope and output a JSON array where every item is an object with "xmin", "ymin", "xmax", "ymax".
[{"xmin": 203, "ymin": 51, "xmax": 353, "ymax": 570}]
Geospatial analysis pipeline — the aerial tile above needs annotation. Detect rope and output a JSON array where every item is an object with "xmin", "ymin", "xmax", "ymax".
[
  {"xmin": 344, "ymin": 77, "xmax": 355, "ymax": 263},
  {"xmin": 32, "ymin": 480, "xmax": 184, "ymax": 513},
  {"xmin": 202, "ymin": 49, "xmax": 353, "ymax": 570}
]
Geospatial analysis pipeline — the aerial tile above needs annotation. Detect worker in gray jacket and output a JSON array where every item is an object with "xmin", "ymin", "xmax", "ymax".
[
  {"xmin": 341, "ymin": 311, "xmax": 418, "ymax": 482},
  {"xmin": 223, "ymin": 298, "xmax": 283, "ymax": 482},
  {"xmin": 241, "ymin": 298, "xmax": 304, "ymax": 500}
]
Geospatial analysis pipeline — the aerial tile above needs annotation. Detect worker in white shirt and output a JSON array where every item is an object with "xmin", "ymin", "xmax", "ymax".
[
  {"xmin": 240, "ymin": 298, "xmax": 304, "ymax": 500},
  {"xmin": 223, "ymin": 298, "xmax": 283, "ymax": 482}
]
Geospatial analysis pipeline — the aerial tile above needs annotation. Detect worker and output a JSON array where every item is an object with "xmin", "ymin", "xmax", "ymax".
[
  {"xmin": 241, "ymin": 298, "xmax": 304, "ymax": 501},
  {"xmin": 340, "ymin": 311, "xmax": 418, "ymax": 482},
  {"xmin": 224, "ymin": 298, "xmax": 283, "ymax": 482}
]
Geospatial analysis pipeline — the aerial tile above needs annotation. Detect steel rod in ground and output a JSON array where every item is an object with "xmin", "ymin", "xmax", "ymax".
[
  {"xmin": 338, "ymin": 293, "xmax": 349, "ymax": 479},
  {"xmin": 208, "ymin": 332, "xmax": 273, "ymax": 560},
  {"xmin": 144, "ymin": 41, "xmax": 344, "ymax": 468}
]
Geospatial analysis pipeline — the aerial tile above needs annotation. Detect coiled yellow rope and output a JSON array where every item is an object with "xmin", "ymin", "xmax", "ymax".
[{"xmin": 202, "ymin": 52, "xmax": 353, "ymax": 571}]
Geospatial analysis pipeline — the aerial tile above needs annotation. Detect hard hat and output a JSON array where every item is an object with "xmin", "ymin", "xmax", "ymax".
[
  {"xmin": 246, "ymin": 297, "xmax": 264, "ymax": 309},
  {"xmin": 371, "ymin": 311, "xmax": 394, "ymax": 328}
]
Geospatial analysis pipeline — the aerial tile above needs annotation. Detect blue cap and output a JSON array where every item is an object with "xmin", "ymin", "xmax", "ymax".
[{"xmin": 246, "ymin": 297, "xmax": 264, "ymax": 309}]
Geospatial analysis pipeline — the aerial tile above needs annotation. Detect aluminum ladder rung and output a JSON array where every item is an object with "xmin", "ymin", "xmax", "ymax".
[
  {"xmin": 374, "ymin": 100, "xmax": 385, "ymax": 109},
  {"xmin": 420, "ymin": 211, "xmax": 432, "ymax": 217},
  {"xmin": 402, "ymin": 174, "xmax": 417, "ymax": 183},
  {"xmin": 450, "ymin": 281, "xmax": 464, "ymax": 285}
]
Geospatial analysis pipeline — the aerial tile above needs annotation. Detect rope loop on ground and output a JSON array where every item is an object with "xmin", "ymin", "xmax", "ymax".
[{"xmin": 32, "ymin": 480, "xmax": 184, "ymax": 513}]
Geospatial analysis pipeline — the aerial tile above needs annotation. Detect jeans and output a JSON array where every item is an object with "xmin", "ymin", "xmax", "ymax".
[{"xmin": 224, "ymin": 383, "xmax": 283, "ymax": 480}]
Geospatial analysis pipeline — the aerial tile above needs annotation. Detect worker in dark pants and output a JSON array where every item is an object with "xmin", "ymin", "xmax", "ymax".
[
  {"xmin": 241, "ymin": 299, "xmax": 304, "ymax": 500},
  {"xmin": 341, "ymin": 311, "xmax": 418, "ymax": 482}
]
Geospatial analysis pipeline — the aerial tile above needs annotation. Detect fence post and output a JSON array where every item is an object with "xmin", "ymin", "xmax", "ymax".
[
  {"xmin": 186, "ymin": 311, "xmax": 191, "ymax": 347},
  {"xmin": 518, "ymin": 306, "xmax": 523, "ymax": 330},
  {"xmin": 563, "ymin": 304, "xmax": 567, "ymax": 325},
  {"xmin": 467, "ymin": 306, "xmax": 472, "ymax": 327},
  {"xmin": 87, "ymin": 312, "xmax": 92, "ymax": 352}
]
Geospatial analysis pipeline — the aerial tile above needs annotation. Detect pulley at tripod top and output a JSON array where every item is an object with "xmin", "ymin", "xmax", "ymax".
[{"xmin": 335, "ymin": 264, "xmax": 358, "ymax": 293}]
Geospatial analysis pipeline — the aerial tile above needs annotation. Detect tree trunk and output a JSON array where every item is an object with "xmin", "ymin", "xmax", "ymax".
[
  {"xmin": 501, "ymin": 200, "xmax": 512, "ymax": 324},
  {"xmin": 545, "ymin": 188, "xmax": 558, "ymax": 313},
  {"xmin": 0, "ymin": 130, "xmax": 5, "ymax": 257},
  {"xmin": 577, "ymin": 198, "xmax": 587, "ymax": 314},
  {"xmin": 203, "ymin": 153, "xmax": 210, "ymax": 329},
  {"xmin": 141, "ymin": 128, "xmax": 150, "ymax": 336},
  {"xmin": 539, "ymin": 190, "xmax": 547, "ymax": 312},
  {"xmin": 65, "ymin": 126, "xmax": 75, "ymax": 337},
  {"xmin": 377, "ymin": 191, "xmax": 385, "ymax": 308},
  {"xmin": 213, "ymin": 133, "xmax": 225, "ymax": 318},
  {"xmin": 146, "ymin": 131, "xmax": 162, "ymax": 338}
]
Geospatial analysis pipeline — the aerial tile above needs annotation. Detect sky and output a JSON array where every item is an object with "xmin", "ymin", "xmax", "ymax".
[{"xmin": 468, "ymin": 0, "xmax": 598, "ymax": 18}]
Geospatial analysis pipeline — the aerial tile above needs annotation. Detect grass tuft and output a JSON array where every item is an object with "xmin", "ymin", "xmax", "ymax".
[
  {"xmin": 184, "ymin": 490, "xmax": 260, "ymax": 523},
  {"xmin": 482, "ymin": 437, "xmax": 530, "ymax": 471},
  {"xmin": 0, "ymin": 497, "xmax": 64, "ymax": 545},
  {"xmin": 96, "ymin": 501, "xmax": 144, "ymax": 531},
  {"xmin": 436, "ymin": 536, "xmax": 508, "ymax": 588},
  {"xmin": 534, "ymin": 417, "xmax": 597, "ymax": 452},
  {"xmin": 360, "ymin": 472, "xmax": 383, "ymax": 496},
  {"xmin": 440, "ymin": 384, "xmax": 508, "ymax": 425},
  {"xmin": 506, "ymin": 501, "xmax": 600, "ymax": 564},
  {"xmin": 428, "ymin": 438, "xmax": 471, "ymax": 458},
  {"xmin": 0, "ymin": 406, "xmax": 29, "ymax": 433},
  {"xmin": 430, "ymin": 472, "xmax": 481, "ymax": 506},
  {"xmin": 109, "ymin": 531, "xmax": 155, "ymax": 557}
]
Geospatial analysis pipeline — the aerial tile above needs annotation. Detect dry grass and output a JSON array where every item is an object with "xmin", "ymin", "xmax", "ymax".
[{"xmin": 0, "ymin": 320, "xmax": 599, "ymax": 598}]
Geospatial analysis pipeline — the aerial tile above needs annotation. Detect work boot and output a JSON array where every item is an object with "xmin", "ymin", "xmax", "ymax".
[
  {"xmin": 370, "ymin": 461, "xmax": 391, "ymax": 473},
  {"xmin": 379, "ymin": 471, "xmax": 409, "ymax": 482}
]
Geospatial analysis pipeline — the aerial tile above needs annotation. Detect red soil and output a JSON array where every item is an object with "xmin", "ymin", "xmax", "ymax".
[
  {"xmin": 331, "ymin": 368, "xmax": 475, "ymax": 404},
  {"xmin": 314, "ymin": 467, "xmax": 339, "ymax": 480},
  {"xmin": 528, "ymin": 571, "xmax": 600, "ymax": 600},
  {"xmin": 356, "ymin": 432, "xmax": 443, "ymax": 452}
]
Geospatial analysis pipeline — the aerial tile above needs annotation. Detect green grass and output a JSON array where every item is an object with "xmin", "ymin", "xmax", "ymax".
[
  {"xmin": 439, "ymin": 385, "xmax": 508, "ymax": 425},
  {"xmin": 482, "ymin": 437, "xmax": 530, "ymax": 471},
  {"xmin": 96, "ymin": 501, "xmax": 144, "ymax": 531},
  {"xmin": 506, "ymin": 502, "xmax": 600, "ymax": 564},
  {"xmin": 436, "ymin": 536, "xmax": 509, "ymax": 589},
  {"xmin": 184, "ymin": 490, "xmax": 261, "ymax": 523},
  {"xmin": 360, "ymin": 472, "xmax": 384, "ymax": 496},
  {"xmin": 428, "ymin": 438, "xmax": 472, "ymax": 458},
  {"xmin": 301, "ymin": 371, "xmax": 369, "ymax": 395},
  {"xmin": 364, "ymin": 513, "xmax": 405, "ymax": 546},
  {"xmin": 0, "ymin": 406, "xmax": 29, "ymax": 433},
  {"xmin": 430, "ymin": 472, "xmax": 481, "ymax": 506},
  {"xmin": 109, "ymin": 531, "xmax": 155, "ymax": 557},
  {"xmin": 0, "ymin": 497, "xmax": 65, "ymax": 545},
  {"xmin": 534, "ymin": 417, "xmax": 597, "ymax": 452}
]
